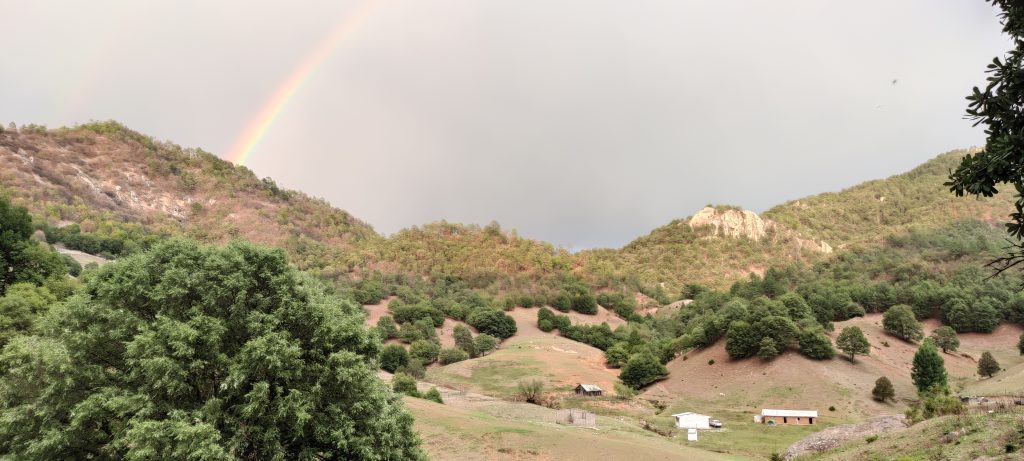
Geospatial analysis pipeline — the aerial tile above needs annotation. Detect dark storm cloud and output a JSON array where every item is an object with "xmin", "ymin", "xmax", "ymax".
[{"xmin": 0, "ymin": 1, "xmax": 1009, "ymax": 249}]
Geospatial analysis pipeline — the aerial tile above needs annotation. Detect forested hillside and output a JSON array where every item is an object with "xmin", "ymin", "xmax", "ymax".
[
  {"xmin": 763, "ymin": 149, "xmax": 1013, "ymax": 249},
  {"xmin": 2, "ymin": 122, "xmax": 1017, "ymax": 299}
]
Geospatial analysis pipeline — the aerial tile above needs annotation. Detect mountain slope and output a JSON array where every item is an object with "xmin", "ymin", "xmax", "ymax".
[
  {"xmin": 763, "ymin": 149, "xmax": 1014, "ymax": 249},
  {"xmin": 0, "ymin": 121, "xmax": 380, "ymax": 272}
]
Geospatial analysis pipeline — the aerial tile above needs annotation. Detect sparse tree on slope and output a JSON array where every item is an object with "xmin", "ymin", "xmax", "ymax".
[
  {"xmin": 872, "ymin": 376, "xmax": 895, "ymax": 402},
  {"xmin": 883, "ymin": 305, "xmax": 923, "ymax": 342},
  {"xmin": 930, "ymin": 326, "xmax": 960, "ymax": 353},
  {"xmin": 978, "ymin": 351, "xmax": 1001, "ymax": 378},
  {"xmin": 836, "ymin": 326, "xmax": 870, "ymax": 361},
  {"xmin": 911, "ymin": 339, "xmax": 948, "ymax": 393}
]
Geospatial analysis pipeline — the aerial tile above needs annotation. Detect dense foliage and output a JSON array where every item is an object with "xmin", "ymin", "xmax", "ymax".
[
  {"xmin": 947, "ymin": 0, "xmax": 1024, "ymax": 273},
  {"xmin": 0, "ymin": 239, "xmax": 425, "ymax": 460}
]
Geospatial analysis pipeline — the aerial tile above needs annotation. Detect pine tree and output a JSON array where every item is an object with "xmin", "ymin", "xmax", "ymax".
[
  {"xmin": 911, "ymin": 340, "xmax": 948, "ymax": 393},
  {"xmin": 872, "ymin": 376, "xmax": 895, "ymax": 402},
  {"xmin": 836, "ymin": 326, "xmax": 871, "ymax": 361},
  {"xmin": 978, "ymin": 351, "xmax": 1000, "ymax": 378}
]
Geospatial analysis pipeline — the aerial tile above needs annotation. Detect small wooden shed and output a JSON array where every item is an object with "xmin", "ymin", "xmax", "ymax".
[{"xmin": 574, "ymin": 384, "xmax": 603, "ymax": 396}]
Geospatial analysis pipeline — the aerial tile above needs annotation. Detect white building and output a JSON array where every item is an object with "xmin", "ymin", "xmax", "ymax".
[{"xmin": 672, "ymin": 412, "xmax": 711, "ymax": 429}]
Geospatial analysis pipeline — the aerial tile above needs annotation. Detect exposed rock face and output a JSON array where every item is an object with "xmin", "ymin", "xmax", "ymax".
[
  {"xmin": 688, "ymin": 206, "xmax": 832, "ymax": 254},
  {"xmin": 782, "ymin": 415, "xmax": 907, "ymax": 460},
  {"xmin": 689, "ymin": 207, "xmax": 770, "ymax": 241}
]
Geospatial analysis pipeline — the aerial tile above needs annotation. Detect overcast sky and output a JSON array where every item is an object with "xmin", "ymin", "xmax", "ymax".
[{"xmin": 0, "ymin": 1, "xmax": 1010, "ymax": 249}]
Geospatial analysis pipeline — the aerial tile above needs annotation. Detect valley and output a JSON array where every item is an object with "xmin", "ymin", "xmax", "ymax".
[{"xmin": 2, "ymin": 123, "xmax": 1024, "ymax": 460}]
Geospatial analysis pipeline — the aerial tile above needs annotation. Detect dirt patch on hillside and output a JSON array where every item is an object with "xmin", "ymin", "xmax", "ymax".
[
  {"xmin": 649, "ymin": 315, "xmax": 1024, "ymax": 420},
  {"xmin": 782, "ymin": 415, "xmax": 907, "ymax": 460}
]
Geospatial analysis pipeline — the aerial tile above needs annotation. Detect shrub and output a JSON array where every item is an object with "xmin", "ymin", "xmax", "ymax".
[
  {"xmin": 438, "ymin": 347, "xmax": 470, "ymax": 365},
  {"xmin": 409, "ymin": 340, "xmax": 440, "ymax": 364},
  {"xmin": 799, "ymin": 330, "xmax": 835, "ymax": 360},
  {"xmin": 708, "ymin": 359, "xmax": 715, "ymax": 365},
  {"xmin": 538, "ymin": 319, "xmax": 554, "ymax": 332},
  {"xmin": 828, "ymin": 405, "xmax": 836, "ymax": 411},
  {"xmin": 453, "ymin": 324, "xmax": 476, "ymax": 357},
  {"xmin": 396, "ymin": 359, "xmax": 426, "ymax": 379},
  {"xmin": 613, "ymin": 382, "xmax": 637, "ymax": 399},
  {"xmin": 1018, "ymin": 332, "xmax": 1024, "ymax": 355},
  {"xmin": 517, "ymin": 379, "xmax": 544, "ymax": 404},
  {"xmin": 376, "ymin": 315, "xmax": 399, "ymax": 340},
  {"xmin": 872, "ymin": 376, "xmax": 895, "ymax": 402},
  {"xmin": 467, "ymin": 309, "xmax": 517, "ymax": 339},
  {"xmin": 379, "ymin": 344, "xmax": 409, "ymax": 373},
  {"xmin": 883, "ymin": 305, "xmax": 923, "ymax": 342},
  {"xmin": 865, "ymin": 435, "xmax": 878, "ymax": 444},
  {"xmin": 905, "ymin": 386, "xmax": 962, "ymax": 422},
  {"xmin": 473, "ymin": 334, "xmax": 498, "ymax": 356},
  {"xmin": 619, "ymin": 353, "xmax": 669, "ymax": 389},
  {"xmin": 423, "ymin": 387, "xmax": 444, "ymax": 404},
  {"xmin": 393, "ymin": 373, "xmax": 420, "ymax": 397},
  {"xmin": 757, "ymin": 336, "xmax": 781, "ymax": 360}
]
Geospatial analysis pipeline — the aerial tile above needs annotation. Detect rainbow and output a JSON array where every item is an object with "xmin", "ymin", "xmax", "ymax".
[{"xmin": 226, "ymin": 0, "xmax": 383, "ymax": 166}]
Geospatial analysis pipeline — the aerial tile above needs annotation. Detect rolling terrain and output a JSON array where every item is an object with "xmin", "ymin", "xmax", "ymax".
[{"xmin": 5, "ymin": 122, "xmax": 1024, "ymax": 460}]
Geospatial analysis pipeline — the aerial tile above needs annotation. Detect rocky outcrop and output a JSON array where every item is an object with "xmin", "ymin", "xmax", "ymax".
[
  {"xmin": 688, "ymin": 206, "xmax": 832, "ymax": 254},
  {"xmin": 782, "ymin": 415, "xmax": 907, "ymax": 460}
]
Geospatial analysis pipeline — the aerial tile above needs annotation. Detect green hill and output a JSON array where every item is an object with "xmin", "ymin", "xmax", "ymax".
[{"xmin": 763, "ymin": 149, "xmax": 1014, "ymax": 249}]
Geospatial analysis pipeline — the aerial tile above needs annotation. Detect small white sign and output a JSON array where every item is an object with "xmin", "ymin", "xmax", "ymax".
[{"xmin": 687, "ymin": 428, "xmax": 698, "ymax": 442}]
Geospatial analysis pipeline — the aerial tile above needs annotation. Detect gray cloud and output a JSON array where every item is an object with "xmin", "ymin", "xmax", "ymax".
[{"xmin": 0, "ymin": 0, "xmax": 1009, "ymax": 249}]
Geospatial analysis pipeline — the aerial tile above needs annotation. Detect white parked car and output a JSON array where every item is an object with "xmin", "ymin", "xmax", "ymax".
[{"xmin": 709, "ymin": 419, "xmax": 723, "ymax": 428}]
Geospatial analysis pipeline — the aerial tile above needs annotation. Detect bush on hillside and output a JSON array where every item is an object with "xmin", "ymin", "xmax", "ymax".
[
  {"xmin": 798, "ymin": 330, "xmax": 835, "ymax": 360},
  {"xmin": 473, "ymin": 333, "xmax": 499, "ymax": 356},
  {"xmin": 379, "ymin": 344, "xmax": 409, "ymax": 373},
  {"xmin": 467, "ymin": 309, "xmax": 517, "ymax": 339},
  {"xmin": 619, "ymin": 353, "xmax": 669, "ymax": 389},
  {"xmin": 872, "ymin": 376, "xmax": 895, "ymax": 402},
  {"xmin": 409, "ymin": 340, "xmax": 440, "ymax": 364},
  {"xmin": 883, "ymin": 305, "xmax": 924, "ymax": 342},
  {"xmin": 438, "ymin": 347, "xmax": 470, "ymax": 365},
  {"xmin": 393, "ymin": 373, "xmax": 420, "ymax": 397}
]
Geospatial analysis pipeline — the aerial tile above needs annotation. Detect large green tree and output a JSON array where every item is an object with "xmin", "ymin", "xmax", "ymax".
[
  {"xmin": 0, "ymin": 239, "xmax": 425, "ymax": 460},
  {"xmin": 911, "ymin": 340, "xmax": 948, "ymax": 393},
  {"xmin": 947, "ymin": 0, "xmax": 1024, "ymax": 273}
]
